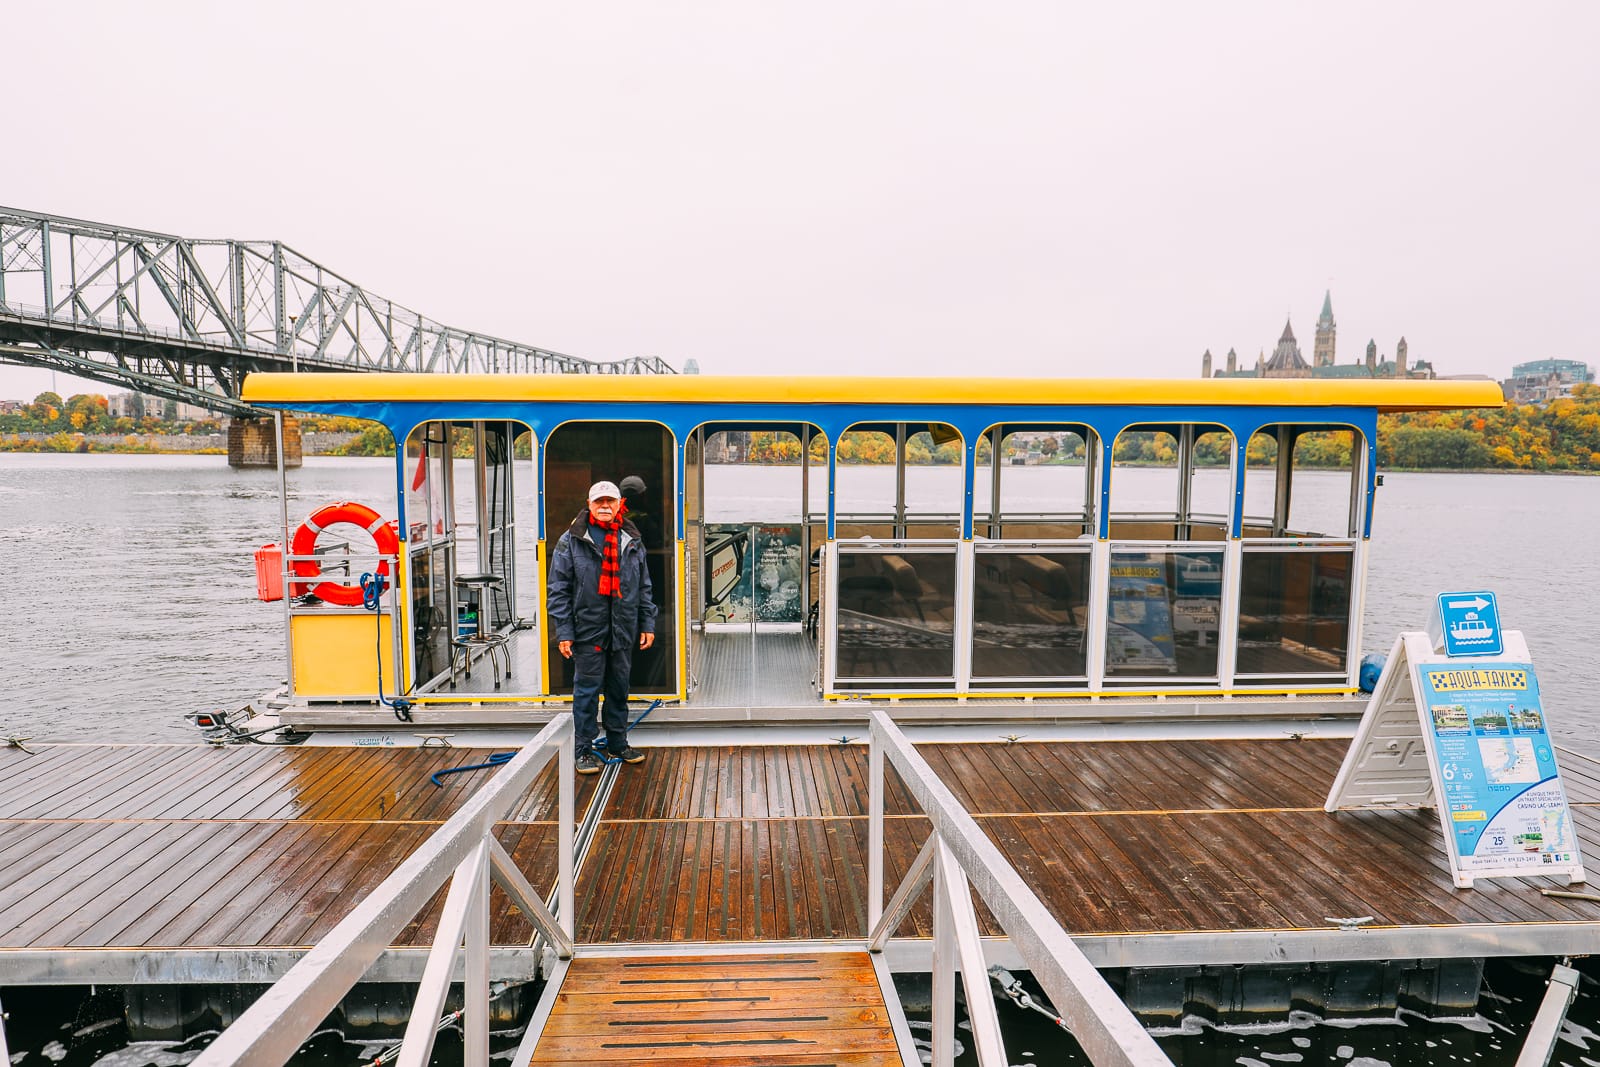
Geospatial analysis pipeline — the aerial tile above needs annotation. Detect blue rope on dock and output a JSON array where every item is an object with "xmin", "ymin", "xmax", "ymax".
[
  {"xmin": 427, "ymin": 699, "xmax": 664, "ymax": 782},
  {"xmin": 429, "ymin": 751, "xmax": 515, "ymax": 787},
  {"xmin": 592, "ymin": 698, "xmax": 664, "ymax": 763}
]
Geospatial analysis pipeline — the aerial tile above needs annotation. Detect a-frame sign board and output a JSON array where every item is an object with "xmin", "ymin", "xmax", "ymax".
[{"xmin": 1326, "ymin": 630, "xmax": 1586, "ymax": 889}]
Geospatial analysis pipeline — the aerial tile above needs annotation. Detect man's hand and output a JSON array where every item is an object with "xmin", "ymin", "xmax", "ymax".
[
  {"xmin": 558, "ymin": 640, "xmax": 572, "ymax": 659},
  {"xmin": 639, "ymin": 632, "xmax": 655, "ymax": 650}
]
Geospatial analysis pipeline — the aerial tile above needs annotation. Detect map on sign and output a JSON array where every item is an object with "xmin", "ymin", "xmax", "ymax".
[
  {"xmin": 1435, "ymin": 590, "xmax": 1504, "ymax": 657},
  {"xmin": 1418, "ymin": 661, "xmax": 1580, "ymax": 879},
  {"xmin": 1326, "ymin": 630, "xmax": 1586, "ymax": 889}
]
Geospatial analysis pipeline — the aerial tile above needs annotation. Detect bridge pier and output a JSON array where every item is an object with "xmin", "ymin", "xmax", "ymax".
[{"xmin": 227, "ymin": 415, "xmax": 302, "ymax": 469}]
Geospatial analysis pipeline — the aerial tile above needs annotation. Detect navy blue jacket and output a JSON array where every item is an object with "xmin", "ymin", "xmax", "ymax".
[{"xmin": 547, "ymin": 510, "xmax": 657, "ymax": 648}]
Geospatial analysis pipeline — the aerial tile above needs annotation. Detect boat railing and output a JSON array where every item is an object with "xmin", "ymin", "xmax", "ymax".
[
  {"xmin": 865, "ymin": 708, "xmax": 1172, "ymax": 1067},
  {"xmin": 190, "ymin": 716, "xmax": 576, "ymax": 1067}
]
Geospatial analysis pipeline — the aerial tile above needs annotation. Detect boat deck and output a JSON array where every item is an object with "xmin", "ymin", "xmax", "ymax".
[{"xmin": 4, "ymin": 735, "xmax": 1600, "ymax": 983}]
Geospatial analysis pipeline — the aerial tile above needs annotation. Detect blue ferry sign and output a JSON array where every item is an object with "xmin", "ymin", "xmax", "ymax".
[{"xmin": 1437, "ymin": 591, "xmax": 1503, "ymax": 656}]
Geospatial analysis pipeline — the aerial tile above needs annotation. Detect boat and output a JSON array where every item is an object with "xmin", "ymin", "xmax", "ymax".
[{"xmin": 230, "ymin": 373, "xmax": 1505, "ymax": 727}]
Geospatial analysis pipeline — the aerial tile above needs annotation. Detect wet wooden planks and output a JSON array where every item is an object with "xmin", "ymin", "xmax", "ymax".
[
  {"xmin": 0, "ymin": 743, "xmax": 577, "ymax": 823},
  {"xmin": 6, "ymin": 736, "xmax": 1600, "ymax": 960},
  {"xmin": 582, "ymin": 740, "xmax": 1600, "ymax": 943},
  {"xmin": 0, "ymin": 744, "xmax": 582, "ymax": 952},
  {"xmin": 529, "ymin": 951, "xmax": 899, "ymax": 1066}
]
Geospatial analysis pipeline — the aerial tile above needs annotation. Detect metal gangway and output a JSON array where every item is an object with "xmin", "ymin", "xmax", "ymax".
[
  {"xmin": 0, "ymin": 206, "xmax": 674, "ymax": 415},
  {"xmin": 188, "ymin": 710, "xmax": 1172, "ymax": 1067}
]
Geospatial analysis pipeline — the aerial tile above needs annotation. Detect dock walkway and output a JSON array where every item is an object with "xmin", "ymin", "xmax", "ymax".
[
  {"xmin": 4, "ymin": 735, "xmax": 1600, "ymax": 984},
  {"xmin": 527, "ymin": 950, "xmax": 900, "ymax": 1066}
]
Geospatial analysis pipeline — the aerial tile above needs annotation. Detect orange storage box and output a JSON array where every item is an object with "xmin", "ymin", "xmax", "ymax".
[{"xmin": 254, "ymin": 543, "xmax": 284, "ymax": 602}]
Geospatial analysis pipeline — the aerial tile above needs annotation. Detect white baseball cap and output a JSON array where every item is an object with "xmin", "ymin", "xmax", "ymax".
[{"xmin": 588, "ymin": 480, "xmax": 621, "ymax": 501}]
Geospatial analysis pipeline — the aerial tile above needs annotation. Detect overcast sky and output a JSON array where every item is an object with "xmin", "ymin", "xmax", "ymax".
[{"xmin": 3, "ymin": 1, "xmax": 1596, "ymax": 400}]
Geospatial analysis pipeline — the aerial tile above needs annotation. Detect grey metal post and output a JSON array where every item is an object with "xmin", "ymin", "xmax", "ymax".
[
  {"xmin": 559, "ymin": 731, "xmax": 575, "ymax": 938},
  {"xmin": 1515, "ymin": 961, "xmax": 1581, "ymax": 1067},
  {"xmin": 66, "ymin": 234, "xmax": 76, "ymax": 319},
  {"xmin": 475, "ymin": 422, "xmax": 491, "ymax": 573},
  {"xmin": 232, "ymin": 241, "xmax": 246, "ymax": 341},
  {"xmin": 276, "ymin": 410, "xmax": 294, "ymax": 696},
  {"xmin": 1176, "ymin": 424, "xmax": 1194, "ymax": 539},
  {"xmin": 40, "ymin": 219, "xmax": 52, "ymax": 321},
  {"xmin": 868, "ymin": 734, "xmax": 884, "ymax": 931},
  {"xmin": 931, "ymin": 837, "xmax": 956, "ymax": 1067},
  {"xmin": 273, "ymin": 241, "xmax": 285, "ymax": 356},
  {"xmin": 465, "ymin": 844, "xmax": 491, "ymax": 1067},
  {"xmin": 894, "ymin": 422, "xmax": 907, "ymax": 537},
  {"xmin": 1274, "ymin": 427, "xmax": 1293, "ymax": 535},
  {"xmin": 801, "ymin": 424, "xmax": 811, "ymax": 622},
  {"xmin": 988, "ymin": 426, "xmax": 1002, "ymax": 538}
]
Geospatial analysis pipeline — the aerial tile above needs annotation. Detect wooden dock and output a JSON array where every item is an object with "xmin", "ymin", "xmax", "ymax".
[{"xmin": 3, "ymin": 735, "xmax": 1600, "ymax": 984}]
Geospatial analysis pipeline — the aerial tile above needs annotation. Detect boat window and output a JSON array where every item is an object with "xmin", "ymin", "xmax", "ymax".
[
  {"xmin": 1110, "ymin": 428, "xmax": 1180, "ymax": 540},
  {"xmin": 834, "ymin": 428, "xmax": 895, "ymax": 533},
  {"xmin": 1236, "ymin": 544, "xmax": 1353, "ymax": 680},
  {"xmin": 1289, "ymin": 429, "xmax": 1360, "ymax": 537},
  {"xmin": 971, "ymin": 545, "xmax": 1091, "ymax": 683},
  {"xmin": 974, "ymin": 426, "xmax": 1094, "ymax": 539},
  {"xmin": 701, "ymin": 429, "xmax": 806, "ymax": 523},
  {"xmin": 1241, "ymin": 430, "xmax": 1280, "ymax": 537},
  {"xmin": 449, "ymin": 422, "xmax": 534, "ymax": 636},
  {"xmin": 833, "ymin": 543, "xmax": 957, "ymax": 686},
  {"xmin": 1108, "ymin": 425, "xmax": 1232, "ymax": 540},
  {"xmin": 1103, "ymin": 547, "xmax": 1225, "ymax": 682},
  {"xmin": 509, "ymin": 430, "xmax": 539, "ymax": 630},
  {"xmin": 403, "ymin": 422, "xmax": 456, "ymax": 685},
  {"xmin": 1186, "ymin": 429, "xmax": 1233, "ymax": 541},
  {"xmin": 1242, "ymin": 425, "xmax": 1361, "ymax": 538},
  {"xmin": 834, "ymin": 424, "xmax": 962, "ymax": 539},
  {"xmin": 693, "ymin": 425, "xmax": 821, "ymax": 631}
]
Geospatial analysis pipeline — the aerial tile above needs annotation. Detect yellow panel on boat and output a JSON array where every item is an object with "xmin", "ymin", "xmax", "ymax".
[
  {"xmin": 242, "ymin": 372, "xmax": 1504, "ymax": 413},
  {"xmin": 291, "ymin": 612, "xmax": 397, "ymax": 699}
]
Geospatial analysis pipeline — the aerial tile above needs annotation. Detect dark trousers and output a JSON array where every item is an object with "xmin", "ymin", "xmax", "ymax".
[{"xmin": 571, "ymin": 643, "xmax": 633, "ymax": 755}]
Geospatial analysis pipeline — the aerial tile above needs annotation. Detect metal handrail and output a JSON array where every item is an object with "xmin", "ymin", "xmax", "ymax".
[
  {"xmin": 192, "ymin": 716, "xmax": 575, "ymax": 1067},
  {"xmin": 866, "ymin": 709, "xmax": 1172, "ymax": 1067}
]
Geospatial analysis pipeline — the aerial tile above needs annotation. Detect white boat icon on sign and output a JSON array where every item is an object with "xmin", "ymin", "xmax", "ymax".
[{"xmin": 1449, "ymin": 613, "xmax": 1495, "ymax": 643}]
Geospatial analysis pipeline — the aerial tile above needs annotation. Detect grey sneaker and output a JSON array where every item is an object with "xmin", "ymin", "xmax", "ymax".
[
  {"xmin": 613, "ymin": 746, "xmax": 646, "ymax": 765},
  {"xmin": 575, "ymin": 751, "xmax": 603, "ymax": 775}
]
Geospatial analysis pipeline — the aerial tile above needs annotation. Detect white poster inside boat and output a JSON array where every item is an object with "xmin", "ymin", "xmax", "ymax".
[{"xmin": 1326, "ymin": 629, "xmax": 1586, "ymax": 889}]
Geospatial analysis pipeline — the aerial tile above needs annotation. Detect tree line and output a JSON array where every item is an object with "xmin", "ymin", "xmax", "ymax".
[
  {"xmin": 733, "ymin": 384, "xmax": 1600, "ymax": 472},
  {"xmin": 5, "ymin": 386, "xmax": 1600, "ymax": 471},
  {"xmin": 0, "ymin": 391, "xmax": 370, "ymax": 451}
]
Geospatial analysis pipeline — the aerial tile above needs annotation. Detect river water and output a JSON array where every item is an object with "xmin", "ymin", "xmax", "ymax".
[{"xmin": 2, "ymin": 453, "xmax": 1599, "ymax": 1065}]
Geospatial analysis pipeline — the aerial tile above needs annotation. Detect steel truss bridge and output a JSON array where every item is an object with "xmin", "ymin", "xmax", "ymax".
[{"xmin": 0, "ymin": 207, "xmax": 673, "ymax": 417}]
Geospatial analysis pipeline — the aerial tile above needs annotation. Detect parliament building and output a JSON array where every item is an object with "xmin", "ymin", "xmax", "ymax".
[{"xmin": 1201, "ymin": 291, "xmax": 1433, "ymax": 380}]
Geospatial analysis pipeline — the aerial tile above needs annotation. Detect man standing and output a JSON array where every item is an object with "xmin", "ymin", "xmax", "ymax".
[{"xmin": 547, "ymin": 480, "xmax": 657, "ymax": 774}]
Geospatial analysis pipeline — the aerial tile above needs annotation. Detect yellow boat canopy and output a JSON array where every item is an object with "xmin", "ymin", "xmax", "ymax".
[{"xmin": 242, "ymin": 372, "xmax": 1503, "ymax": 414}]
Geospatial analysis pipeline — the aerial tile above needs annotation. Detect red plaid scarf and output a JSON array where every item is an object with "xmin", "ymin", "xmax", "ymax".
[{"xmin": 593, "ymin": 502, "xmax": 627, "ymax": 598}]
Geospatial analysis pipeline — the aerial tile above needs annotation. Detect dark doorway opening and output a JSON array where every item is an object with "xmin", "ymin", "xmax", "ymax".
[{"xmin": 543, "ymin": 421, "xmax": 677, "ymax": 695}]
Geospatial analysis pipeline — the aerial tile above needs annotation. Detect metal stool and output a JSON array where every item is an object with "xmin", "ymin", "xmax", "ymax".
[{"xmin": 451, "ymin": 574, "xmax": 511, "ymax": 688}]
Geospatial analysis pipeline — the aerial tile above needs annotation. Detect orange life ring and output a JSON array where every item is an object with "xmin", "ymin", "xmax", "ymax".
[{"xmin": 291, "ymin": 502, "xmax": 399, "ymax": 607}]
